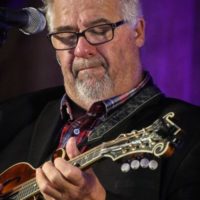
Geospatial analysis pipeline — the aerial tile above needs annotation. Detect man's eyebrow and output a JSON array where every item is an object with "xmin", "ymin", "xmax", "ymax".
[
  {"xmin": 87, "ymin": 18, "xmax": 112, "ymax": 26},
  {"xmin": 53, "ymin": 18, "xmax": 111, "ymax": 32},
  {"xmin": 53, "ymin": 26, "xmax": 75, "ymax": 32}
]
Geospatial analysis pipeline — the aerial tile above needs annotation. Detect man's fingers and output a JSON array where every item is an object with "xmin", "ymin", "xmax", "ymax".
[
  {"xmin": 41, "ymin": 161, "xmax": 64, "ymax": 191},
  {"xmin": 66, "ymin": 137, "xmax": 80, "ymax": 159},
  {"xmin": 54, "ymin": 157, "xmax": 85, "ymax": 187},
  {"xmin": 36, "ymin": 167, "xmax": 62, "ymax": 200}
]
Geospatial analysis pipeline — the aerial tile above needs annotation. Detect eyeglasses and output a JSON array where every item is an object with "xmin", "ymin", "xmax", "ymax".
[{"xmin": 47, "ymin": 20, "xmax": 127, "ymax": 50}]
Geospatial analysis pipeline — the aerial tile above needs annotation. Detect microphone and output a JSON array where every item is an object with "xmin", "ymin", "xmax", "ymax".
[{"xmin": 0, "ymin": 7, "xmax": 46, "ymax": 35}]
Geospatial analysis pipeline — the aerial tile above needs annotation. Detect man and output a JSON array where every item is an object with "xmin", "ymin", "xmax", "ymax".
[{"xmin": 0, "ymin": 0, "xmax": 200, "ymax": 200}]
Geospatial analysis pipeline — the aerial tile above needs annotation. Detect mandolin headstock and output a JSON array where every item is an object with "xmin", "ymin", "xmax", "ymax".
[{"xmin": 100, "ymin": 112, "xmax": 182, "ymax": 161}]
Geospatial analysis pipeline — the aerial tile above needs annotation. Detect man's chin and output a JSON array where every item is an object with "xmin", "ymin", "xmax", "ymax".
[
  {"xmin": 77, "ymin": 77, "xmax": 102, "ymax": 86},
  {"xmin": 76, "ymin": 82, "xmax": 113, "ymax": 102}
]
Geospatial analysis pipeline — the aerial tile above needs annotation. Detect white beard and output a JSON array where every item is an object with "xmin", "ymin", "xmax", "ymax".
[{"xmin": 75, "ymin": 72, "xmax": 114, "ymax": 105}]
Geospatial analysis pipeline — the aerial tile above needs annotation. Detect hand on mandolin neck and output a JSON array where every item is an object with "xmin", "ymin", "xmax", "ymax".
[{"xmin": 36, "ymin": 137, "xmax": 106, "ymax": 200}]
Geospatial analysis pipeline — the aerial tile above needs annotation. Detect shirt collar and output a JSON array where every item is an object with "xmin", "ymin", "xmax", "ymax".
[{"xmin": 60, "ymin": 72, "xmax": 150, "ymax": 121}]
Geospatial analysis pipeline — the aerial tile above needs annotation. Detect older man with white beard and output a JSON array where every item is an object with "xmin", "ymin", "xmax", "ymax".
[{"xmin": 0, "ymin": 1, "xmax": 200, "ymax": 200}]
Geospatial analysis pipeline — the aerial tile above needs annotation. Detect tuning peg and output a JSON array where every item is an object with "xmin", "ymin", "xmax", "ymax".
[
  {"xmin": 140, "ymin": 158, "xmax": 149, "ymax": 168},
  {"xmin": 121, "ymin": 163, "xmax": 130, "ymax": 173},
  {"xmin": 148, "ymin": 160, "xmax": 158, "ymax": 170},
  {"xmin": 130, "ymin": 159, "xmax": 140, "ymax": 170}
]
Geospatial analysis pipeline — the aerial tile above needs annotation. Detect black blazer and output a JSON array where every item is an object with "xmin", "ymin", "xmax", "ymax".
[{"xmin": 0, "ymin": 86, "xmax": 200, "ymax": 200}]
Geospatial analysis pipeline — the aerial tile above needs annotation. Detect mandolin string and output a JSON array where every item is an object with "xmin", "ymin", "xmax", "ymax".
[
  {"xmin": 68, "ymin": 144, "xmax": 104, "ymax": 168},
  {"xmin": 4, "ymin": 178, "xmax": 38, "ymax": 200},
  {"xmin": 15, "ymin": 178, "xmax": 39, "ymax": 200}
]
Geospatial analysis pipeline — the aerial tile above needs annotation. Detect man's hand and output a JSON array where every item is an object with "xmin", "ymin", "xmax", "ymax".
[{"xmin": 36, "ymin": 137, "xmax": 106, "ymax": 200}]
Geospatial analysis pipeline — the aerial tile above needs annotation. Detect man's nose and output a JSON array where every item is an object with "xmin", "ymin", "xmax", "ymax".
[{"xmin": 74, "ymin": 36, "xmax": 97, "ymax": 58}]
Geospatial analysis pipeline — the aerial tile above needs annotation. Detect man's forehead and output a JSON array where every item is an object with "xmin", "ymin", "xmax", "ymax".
[
  {"xmin": 51, "ymin": 0, "xmax": 121, "ymax": 24},
  {"xmin": 51, "ymin": 0, "xmax": 120, "ymax": 11}
]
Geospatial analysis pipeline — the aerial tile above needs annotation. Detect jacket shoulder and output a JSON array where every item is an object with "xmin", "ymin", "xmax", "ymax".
[{"xmin": 0, "ymin": 86, "xmax": 65, "ymax": 149}]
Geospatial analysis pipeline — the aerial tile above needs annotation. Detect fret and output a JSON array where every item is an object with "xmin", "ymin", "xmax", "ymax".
[
  {"xmin": 15, "ymin": 178, "xmax": 39, "ymax": 200},
  {"xmin": 69, "ymin": 145, "xmax": 104, "ymax": 169}
]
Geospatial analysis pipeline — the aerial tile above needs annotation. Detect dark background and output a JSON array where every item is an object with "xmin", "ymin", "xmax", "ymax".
[{"xmin": 0, "ymin": 0, "xmax": 200, "ymax": 105}]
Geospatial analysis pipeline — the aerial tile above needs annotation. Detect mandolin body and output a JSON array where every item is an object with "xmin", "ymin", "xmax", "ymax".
[{"xmin": 0, "ymin": 162, "xmax": 36, "ymax": 199}]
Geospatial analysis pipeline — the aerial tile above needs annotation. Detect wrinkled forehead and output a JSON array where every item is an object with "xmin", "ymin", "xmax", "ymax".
[{"xmin": 49, "ymin": 0, "xmax": 122, "ymax": 30}]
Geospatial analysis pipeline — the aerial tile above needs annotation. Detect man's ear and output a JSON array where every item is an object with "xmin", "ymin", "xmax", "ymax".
[{"xmin": 134, "ymin": 18, "xmax": 145, "ymax": 47}]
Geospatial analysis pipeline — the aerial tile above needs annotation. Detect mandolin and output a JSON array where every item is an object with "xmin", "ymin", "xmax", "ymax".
[{"xmin": 0, "ymin": 112, "xmax": 182, "ymax": 200}]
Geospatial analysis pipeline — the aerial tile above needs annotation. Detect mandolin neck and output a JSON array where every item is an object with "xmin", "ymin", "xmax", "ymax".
[{"xmin": 15, "ymin": 144, "xmax": 104, "ymax": 200}]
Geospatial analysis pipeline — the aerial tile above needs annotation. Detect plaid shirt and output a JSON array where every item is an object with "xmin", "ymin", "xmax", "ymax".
[{"xmin": 58, "ymin": 73, "xmax": 150, "ymax": 150}]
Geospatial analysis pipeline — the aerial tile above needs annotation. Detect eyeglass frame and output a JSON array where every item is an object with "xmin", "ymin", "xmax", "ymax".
[{"xmin": 47, "ymin": 19, "xmax": 128, "ymax": 50}]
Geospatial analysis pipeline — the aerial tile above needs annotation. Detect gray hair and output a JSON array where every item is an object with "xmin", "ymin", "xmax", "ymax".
[
  {"xmin": 42, "ymin": 0, "xmax": 143, "ymax": 32},
  {"xmin": 119, "ymin": 0, "xmax": 143, "ymax": 25}
]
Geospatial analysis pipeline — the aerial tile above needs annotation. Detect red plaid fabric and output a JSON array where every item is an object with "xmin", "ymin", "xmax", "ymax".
[{"xmin": 58, "ymin": 102, "xmax": 105, "ymax": 152}]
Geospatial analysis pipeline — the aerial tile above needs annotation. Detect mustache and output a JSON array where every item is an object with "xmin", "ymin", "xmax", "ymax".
[{"xmin": 72, "ymin": 56, "xmax": 108, "ymax": 77}]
